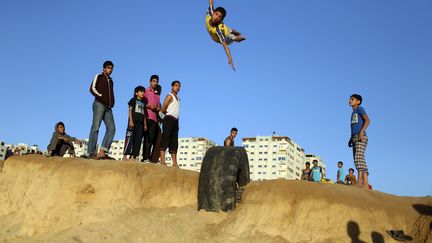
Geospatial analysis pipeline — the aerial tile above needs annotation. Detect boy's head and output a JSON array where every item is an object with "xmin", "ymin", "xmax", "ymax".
[
  {"xmin": 56, "ymin": 122, "xmax": 65, "ymax": 134},
  {"xmin": 211, "ymin": 7, "xmax": 226, "ymax": 24},
  {"xmin": 134, "ymin": 86, "xmax": 145, "ymax": 99},
  {"xmin": 349, "ymin": 94, "xmax": 362, "ymax": 107},
  {"xmin": 338, "ymin": 161, "xmax": 343, "ymax": 168},
  {"xmin": 103, "ymin": 61, "xmax": 114, "ymax": 76},
  {"xmin": 150, "ymin": 75, "xmax": 159, "ymax": 89},
  {"xmin": 349, "ymin": 168, "xmax": 355, "ymax": 174},
  {"xmin": 305, "ymin": 162, "xmax": 310, "ymax": 168},
  {"xmin": 313, "ymin": 160, "xmax": 318, "ymax": 166},
  {"xmin": 230, "ymin": 127, "xmax": 238, "ymax": 138},
  {"xmin": 155, "ymin": 84, "xmax": 162, "ymax": 96},
  {"xmin": 171, "ymin": 80, "xmax": 181, "ymax": 93}
]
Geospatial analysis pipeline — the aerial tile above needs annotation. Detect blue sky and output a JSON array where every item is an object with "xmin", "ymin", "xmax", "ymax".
[{"xmin": 1, "ymin": 0, "xmax": 431, "ymax": 196}]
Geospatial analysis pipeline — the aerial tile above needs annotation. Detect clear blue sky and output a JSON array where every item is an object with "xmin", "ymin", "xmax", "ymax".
[{"xmin": 1, "ymin": 0, "xmax": 431, "ymax": 196}]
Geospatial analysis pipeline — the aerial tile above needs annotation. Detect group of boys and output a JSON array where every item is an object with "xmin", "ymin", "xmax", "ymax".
[
  {"xmin": 47, "ymin": 61, "xmax": 182, "ymax": 166},
  {"xmin": 300, "ymin": 94, "xmax": 371, "ymax": 189}
]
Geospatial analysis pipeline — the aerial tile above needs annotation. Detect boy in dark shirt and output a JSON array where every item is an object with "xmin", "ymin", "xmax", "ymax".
[
  {"xmin": 47, "ymin": 122, "xmax": 82, "ymax": 157},
  {"xmin": 123, "ymin": 86, "xmax": 147, "ymax": 160},
  {"xmin": 349, "ymin": 94, "xmax": 371, "ymax": 189}
]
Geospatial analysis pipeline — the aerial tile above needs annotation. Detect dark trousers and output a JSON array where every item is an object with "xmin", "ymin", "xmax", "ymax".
[
  {"xmin": 142, "ymin": 119, "xmax": 159, "ymax": 161},
  {"xmin": 160, "ymin": 116, "xmax": 179, "ymax": 154},
  {"xmin": 50, "ymin": 140, "xmax": 75, "ymax": 157},
  {"xmin": 123, "ymin": 122, "xmax": 144, "ymax": 158}
]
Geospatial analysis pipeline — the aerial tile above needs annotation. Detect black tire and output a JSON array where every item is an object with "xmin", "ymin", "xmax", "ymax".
[{"xmin": 198, "ymin": 146, "xmax": 250, "ymax": 212}]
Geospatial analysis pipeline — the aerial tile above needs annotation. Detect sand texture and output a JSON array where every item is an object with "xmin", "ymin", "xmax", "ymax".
[{"xmin": 0, "ymin": 155, "xmax": 431, "ymax": 242}]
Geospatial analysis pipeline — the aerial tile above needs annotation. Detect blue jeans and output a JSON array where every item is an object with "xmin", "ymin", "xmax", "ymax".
[{"xmin": 88, "ymin": 100, "xmax": 116, "ymax": 155}]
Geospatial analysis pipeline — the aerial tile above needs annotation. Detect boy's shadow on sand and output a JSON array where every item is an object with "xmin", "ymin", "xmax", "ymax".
[{"xmin": 347, "ymin": 221, "xmax": 385, "ymax": 243}]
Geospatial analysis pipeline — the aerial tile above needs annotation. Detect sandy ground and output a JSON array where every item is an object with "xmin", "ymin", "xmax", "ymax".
[{"xmin": 0, "ymin": 155, "xmax": 431, "ymax": 242}]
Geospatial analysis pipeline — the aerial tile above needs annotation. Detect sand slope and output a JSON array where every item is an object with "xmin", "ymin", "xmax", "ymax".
[{"xmin": 0, "ymin": 155, "xmax": 431, "ymax": 242}]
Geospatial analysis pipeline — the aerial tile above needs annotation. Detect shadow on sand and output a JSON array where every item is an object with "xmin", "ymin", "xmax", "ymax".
[{"xmin": 347, "ymin": 221, "xmax": 385, "ymax": 243}]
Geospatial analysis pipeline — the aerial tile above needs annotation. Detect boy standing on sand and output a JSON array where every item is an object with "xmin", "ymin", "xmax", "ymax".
[
  {"xmin": 159, "ymin": 81, "xmax": 181, "ymax": 167},
  {"xmin": 301, "ymin": 162, "xmax": 311, "ymax": 181},
  {"xmin": 310, "ymin": 160, "xmax": 322, "ymax": 182},
  {"xmin": 88, "ymin": 61, "xmax": 116, "ymax": 159},
  {"xmin": 206, "ymin": 0, "xmax": 246, "ymax": 71},
  {"xmin": 336, "ymin": 161, "xmax": 346, "ymax": 184},
  {"xmin": 142, "ymin": 75, "xmax": 161, "ymax": 163},
  {"xmin": 123, "ymin": 86, "xmax": 147, "ymax": 160},
  {"xmin": 348, "ymin": 94, "xmax": 371, "ymax": 189}
]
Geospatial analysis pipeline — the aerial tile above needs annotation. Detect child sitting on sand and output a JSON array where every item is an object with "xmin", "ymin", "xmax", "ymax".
[
  {"xmin": 47, "ymin": 122, "xmax": 82, "ymax": 157},
  {"xmin": 345, "ymin": 168, "xmax": 357, "ymax": 185}
]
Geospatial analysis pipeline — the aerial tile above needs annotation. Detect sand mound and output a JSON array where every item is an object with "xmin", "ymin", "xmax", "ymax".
[{"xmin": 0, "ymin": 155, "xmax": 431, "ymax": 242}]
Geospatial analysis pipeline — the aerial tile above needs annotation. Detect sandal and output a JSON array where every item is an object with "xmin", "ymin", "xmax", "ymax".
[{"xmin": 386, "ymin": 230, "xmax": 413, "ymax": 242}]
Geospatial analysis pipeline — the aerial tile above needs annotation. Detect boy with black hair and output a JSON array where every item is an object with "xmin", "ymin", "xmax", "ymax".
[
  {"xmin": 336, "ymin": 161, "xmax": 346, "ymax": 184},
  {"xmin": 142, "ymin": 75, "xmax": 161, "ymax": 162},
  {"xmin": 88, "ymin": 60, "xmax": 116, "ymax": 159},
  {"xmin": 206, "ymin": 0, "xmax": 246, "ymax": 71},
  {"xmin": 47, "ymin": 122, "xmax": 82, "ymax": 157},
  {"xmin": 345, "ymin": 168, "xmax": 357, "ymax": 185},
  {"xmin": 301, "ymin": 162, "xmax": 311, "ymax": 181},
  {"xmin": 159, "ymin": 81, "xmax": 181, "ymax": 167},
  {"xmin": 123, "ymin": 86, "xmax": 147, "ymax": 160},
  {"xmin": 151, "ymin": 84, "xmax": 163, "ymax": 163},
  {"xmin": 224, "ymin": 127, "xmax": 238, "ymax": 146},
  {"xmin": 348, "ymin": 94, "xmax": 371, "ymax": 189},
  {"xmin": 310, "ymin": 160, "xmax": 322, "ymax": 182}
]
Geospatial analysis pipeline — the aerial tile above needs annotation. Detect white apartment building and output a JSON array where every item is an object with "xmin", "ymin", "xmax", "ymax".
[
  {"xmin": 168, "ymin": 137, "xmax": 217, "ymax": 172},
  {"xmin": 242, "ymin": 135, "xmax": 324, "ymax": 181},
  {"xmin": 0, "ymin": 141, "xmax": 6, "ymax": 161},
  {"xmin": 304, "ymin": 154, "xmax": 327, "ymax": 178}
]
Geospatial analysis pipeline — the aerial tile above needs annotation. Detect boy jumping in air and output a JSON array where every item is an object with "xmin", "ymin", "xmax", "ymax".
[
  {"xmin": 206, "ymin": 0, "xmax": 246, "ymax": 71},
  {"xmin": 348, "ymin": 94, "xmax": 371, "ymax": 189}
]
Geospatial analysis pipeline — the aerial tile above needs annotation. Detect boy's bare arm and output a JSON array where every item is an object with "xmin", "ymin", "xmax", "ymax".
[
  {"xmin": 359, "ymin": 113, "xmax": 370, "ymax": 140},
  {"xmin": 161, "ymin": 95, "xmax": 173, "ymax": 114},
  {"xmin": 222, "ymin": 42, "xmax": 235, "ymax": 71},
  {"xmin": 224, "ymin": 138, "xmax": 231, "ymax": 146},
  {"xmin": 209, "ymin": 0, "xmax": 214, "ymax": 7}
]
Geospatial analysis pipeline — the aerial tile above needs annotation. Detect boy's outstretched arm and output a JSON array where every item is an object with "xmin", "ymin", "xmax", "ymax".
[
  {"xmin": 222, "ymin": 42, "xmax": 235, "ymax": 71},
  {"xmin": 209, "ymin": 0, "xmax": 214, "ymax": 7}
]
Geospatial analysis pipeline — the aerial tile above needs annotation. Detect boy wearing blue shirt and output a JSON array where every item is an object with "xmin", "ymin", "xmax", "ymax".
[
  {"xmin": 336, "ymin": 161, "xmax": 346, "ymax": 184},
  {"xmin": 310, "ymin": 160, "xmax": 322, "ymax": 182},
  {"xmin": 348, "ymin": 94, "xmax": 371, "ymax": 189}
]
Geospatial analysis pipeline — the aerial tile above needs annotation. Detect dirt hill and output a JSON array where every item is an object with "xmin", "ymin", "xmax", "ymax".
[{"xmin": 0, "ymin": 155, "xmax": 430, "ymax": 242}]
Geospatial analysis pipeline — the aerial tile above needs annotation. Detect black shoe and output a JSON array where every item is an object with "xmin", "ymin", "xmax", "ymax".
[{"xmin": 386, "ymin": 230, "xmax": 413, "ymax": 242}]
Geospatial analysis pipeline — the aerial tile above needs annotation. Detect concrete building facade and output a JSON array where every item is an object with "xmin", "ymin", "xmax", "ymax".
[{"xmin": 242, "ymin": 135, "xmax": 325, "ymax": 181}]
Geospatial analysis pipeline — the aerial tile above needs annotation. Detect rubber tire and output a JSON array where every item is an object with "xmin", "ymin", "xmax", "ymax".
[{"xmin": 198, "ymin": 146, "xmax": 250, "ymax": 212}]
